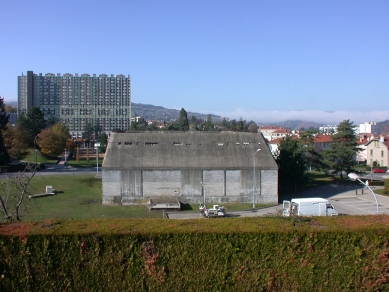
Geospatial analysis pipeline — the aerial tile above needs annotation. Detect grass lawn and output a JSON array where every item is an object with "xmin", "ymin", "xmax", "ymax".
[
  {"xmin": 21, "ymin": 148, "xmax": 59, "ymax": 164},
  {"xmin": 305, "ymin": 171, "xmax": 348, "ymax": 188},
  {"xmin": 13, "ymin": 175, "xmax": 270, "ymax": 221},
  {"xmin": 5, "ymin": 171, "xmax": 363, "ymax": 221},
  {"xmin": 22, "ymin": 175, "xmax": 164, "ymax": 221},
  {"xmin": 67, "ymin": 160, "xmax": 102, "ymax": 168}
]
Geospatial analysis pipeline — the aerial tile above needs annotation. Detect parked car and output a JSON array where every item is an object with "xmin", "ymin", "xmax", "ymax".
[{"xmin": 373, "ymin": 168, "xmax": 386, "ymax": 173}]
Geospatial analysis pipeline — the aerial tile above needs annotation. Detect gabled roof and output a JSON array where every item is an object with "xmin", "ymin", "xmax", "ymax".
[
  {"xmin": 365, "ymin": 137, "xmax": 389, "ymax": 149},
  {"xmin": 103, "ymin": 131, "xmax": 278, "ymax": 170}
]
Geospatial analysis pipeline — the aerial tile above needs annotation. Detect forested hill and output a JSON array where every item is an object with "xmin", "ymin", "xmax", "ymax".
[
  {"xmin": 131, "ymin": 103, "xmax": 223, "ymax": 121},
  {"xmin": 373, "ymin": 120, "xmax": 389, "ymax": 135}
]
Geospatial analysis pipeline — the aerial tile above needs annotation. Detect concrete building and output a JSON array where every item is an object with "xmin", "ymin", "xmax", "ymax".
[
  {"xmin": 18, "ymin": 71, "xmax": 131, "ymax": 137},
  {"xmin": 102, "ymin": 131, "xmax": 278, "ymax": 205}
]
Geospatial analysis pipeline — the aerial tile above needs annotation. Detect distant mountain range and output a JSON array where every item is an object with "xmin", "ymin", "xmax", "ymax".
[
  {"xmin": 6, "ymin": 100, "xmax": 389, "ymax": 134},
  {"xmin": 131, "ymin": 103, "xmax": 223, "ymax": 122}
]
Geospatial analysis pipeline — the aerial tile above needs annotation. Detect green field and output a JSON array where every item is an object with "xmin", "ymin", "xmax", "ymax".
[
  {"xmin": 10, "ymin": 174, "xmax": 267, "ymax": 221},
  {"xmin": 21, "ymin": 175, "xmax": 162, "ymax": 221},
  {"xmin": 3, "ymin": 170, "xmax": 385, "ymax": 221}
]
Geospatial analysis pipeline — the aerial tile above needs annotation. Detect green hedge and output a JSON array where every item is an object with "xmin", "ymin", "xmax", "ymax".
[
  {"xmin": 1, "ymin": 217, "xmax": 389, "ymax": 291},
  {"xmin": 369, "ymin": 180, "xmax": 384, "ymax": 186}
]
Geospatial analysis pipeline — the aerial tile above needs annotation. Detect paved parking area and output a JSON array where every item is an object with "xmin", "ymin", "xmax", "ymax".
[{"xmin": 166, "ymin": 185, "xmax": 389, "ymax": 219}]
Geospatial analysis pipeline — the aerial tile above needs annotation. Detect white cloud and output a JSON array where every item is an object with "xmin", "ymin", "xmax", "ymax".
[{"xmin": 212, "ymin": 109, "xmax": 389, "ymax": 125}]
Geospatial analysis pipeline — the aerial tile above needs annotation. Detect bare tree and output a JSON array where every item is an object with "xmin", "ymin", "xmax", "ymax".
[{"xmin": 0, "ymin": 164, "xmax": 37, "ymax": 222}]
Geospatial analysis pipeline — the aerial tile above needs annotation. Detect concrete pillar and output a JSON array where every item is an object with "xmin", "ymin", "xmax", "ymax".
[{"xmin": 223, "ymin": 170, "xmax": 226, "ymax": 196}]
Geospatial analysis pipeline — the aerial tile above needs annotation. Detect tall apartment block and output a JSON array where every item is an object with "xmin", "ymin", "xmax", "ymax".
[{"xmin": 18, "ymin": 71, "xmax": 131, "ymax": 137}]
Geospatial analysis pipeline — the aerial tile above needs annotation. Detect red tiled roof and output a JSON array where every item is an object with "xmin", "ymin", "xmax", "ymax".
[
  {"xmin": 268, "ymin": 137, "xmax": 284, "ymax": 144},
  {"xmin": 272, "ymin": 129, "xmax": 291, "ymax": 134},
  {"xmin": 313, "ymin": 134, "xmax": 333, "ymax": 143}
]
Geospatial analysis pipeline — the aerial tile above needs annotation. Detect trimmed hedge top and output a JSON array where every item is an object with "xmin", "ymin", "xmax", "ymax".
[{"xmin": 1, "ymin": 215, "xmax": 389, "ymax": 237}]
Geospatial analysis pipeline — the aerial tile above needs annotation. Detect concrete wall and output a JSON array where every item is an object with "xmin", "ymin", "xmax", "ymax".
[{"xmin": 102, "ymin": 168, "xmax": 278, "ymax": 205}]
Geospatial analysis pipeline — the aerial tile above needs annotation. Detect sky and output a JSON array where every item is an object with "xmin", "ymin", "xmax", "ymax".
[{"xmin": 1, "ymin": 0, "xmax": 388, "ymax": 125}]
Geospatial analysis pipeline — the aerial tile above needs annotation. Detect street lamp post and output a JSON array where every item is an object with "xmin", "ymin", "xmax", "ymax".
[
  {"xmin": 34, "ymin": 134, "xmax": 40, "ymax": 165},
  {"xmin": 96, "ymin": 146, "xmax": 99, "ymax": 174},
  {"xmin": 253, "ymin": 148, "xmax": 261, "ymax": 208},
  {"xmin": 348, "ymin": 173, "xmax": 379, "ymax": 214},
  {"xmin": 201, "ymin": 182, "xmax": 205, "ymax": 207}
]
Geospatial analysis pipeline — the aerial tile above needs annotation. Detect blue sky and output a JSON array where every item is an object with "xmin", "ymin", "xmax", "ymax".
[{"xmin": 1, "ymin": 0, "xmax": 388, "ymax": 124}]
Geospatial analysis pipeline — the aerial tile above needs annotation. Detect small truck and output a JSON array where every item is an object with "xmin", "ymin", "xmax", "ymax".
[
  {"xmin": 282, "ymin": 197, "xmax": 338, "ymax": 217},
  {"xmin": 199, "ymin": 204, "xmax": 227, "ymax": 218}
]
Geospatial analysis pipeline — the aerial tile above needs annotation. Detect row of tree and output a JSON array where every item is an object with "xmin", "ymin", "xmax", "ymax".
[
  {"xmin": 276, "ymin": 119, "xmax": 361, "ymax": 194},
  {"xmin": 129, "ymin": 108, "xmax": 259, "ymax": 132},
  {"xmin": 0, "ymin": 100, "xmax": 109, "ymax": 164}
]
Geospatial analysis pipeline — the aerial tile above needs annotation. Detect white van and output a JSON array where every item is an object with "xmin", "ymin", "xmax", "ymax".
[{"xmin": 282, "ymin": 198, "xmax": 338, "ymax": 217}]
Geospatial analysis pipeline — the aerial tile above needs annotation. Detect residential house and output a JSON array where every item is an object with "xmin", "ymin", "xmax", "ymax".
[
  {"xmin": 259, "ymin": 126, "xmax": 288, "ymax": 141},
  {"xmin": 270, "ymin": 128, "xmax": 291, "ymax": 141},
  {"xmin": 366, "ymin": 136, "xmax": 389, "ymax": 167}
]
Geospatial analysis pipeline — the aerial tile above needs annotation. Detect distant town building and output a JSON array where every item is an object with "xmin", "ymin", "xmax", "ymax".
[
  {"xmin": 18, "ymin": 71, "xmax": 131, "ymax": 137},
  {"xmin": 259, "ymin": 126, "xmax": 290, "ymax": 141},
  {"xmin": 358, "ymin": 122, "xmax": 376, "ymax": 134},
  {"xmin": 319, "ymin": 125, "xmax": 337, "ymax": 134}
]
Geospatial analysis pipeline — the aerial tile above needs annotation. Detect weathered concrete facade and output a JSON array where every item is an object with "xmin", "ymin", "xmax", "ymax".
[{"xmin": 102, "ymin": 131, "xmax": 278, "ymax": 205}]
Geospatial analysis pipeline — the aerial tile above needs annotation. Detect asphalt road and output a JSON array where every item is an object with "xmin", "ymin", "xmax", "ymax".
[
  {"xmin": 0, "ymin": 164, "xmax": 100, "ymax": 178},
  {"xmin": 167, "ymin": 182, "xmax": 389, "ymax": 219}
]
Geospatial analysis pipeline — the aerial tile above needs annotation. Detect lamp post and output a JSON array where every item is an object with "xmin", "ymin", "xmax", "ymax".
[
  {"xmin": 96, "ymin": 145, "xmax": 99, "ymax": 174},
  {"xmin": 348, "ymin": 173, "xmax": 379, "ymax": 214},
  {"xmin": 253, "ymin": 148, "xmax": 261, "ymax": 208},
  {"xmin": 201, "ymin": 182, "xmax": 205, "ymax": 207},
  {"xmin": 34, "ymin": 134, "xmax": 40, "ymax": 165}
]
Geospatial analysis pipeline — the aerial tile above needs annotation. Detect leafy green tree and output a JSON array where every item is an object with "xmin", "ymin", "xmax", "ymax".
[
  {"xmin": 178, "ymin": 108, "xmax": 189, "ymax": 131},
  {"xmin": 4, "ymin": 124, "xmax": 29, "ymax": 159},
  {"xmin": 204, "ymin": 115, "xmax": 213, "ymax": 131},
  {"xmin": 147, "ymin": 122, "xmax": 158, "ymax": 131},
  {"xmin": 26, "ymin": 107, "xmax": 46, "ymax": 138},
  {"xmin": 0, "ymin": 97, "xmax": 10, "ymax": 164},
  {"xmin": 299, "ymin": 130, "xmax": 326, "ymax": 171},
  {"xmin": 94, "ymin": 122, "xmax": 102, "ymax": 139},
  {"xmin": 15, "ymin": 114, "xmax": 33, "ymax": 149},
  {"xmin": 100, "ymin": 132, "xmax": 108, "ymax": 153},
  {"xmin": 222, "ymin": 118, "xmax": 229, "ymax": 129},
  {"xmin": 82, "ymin": 122, "xmax": 94, "ymax": 147},
  {"xmin": 37, "ymin": 123, "xmax": 69, "ymax": 157},
  {"xmin": 237, "ymin": 118, "xmax": 245, "ymax": 131},
  {"xmin": 324, "ymin": 119, "xmax": 361, "ymax": 178},
  {"xmin": 230, "ymin": 119, "xmax": 237, "ymax": 131},
  {"xmin": 276, "ymin": 136, "xmax": 307, "ymax": 194},
  {"xmin": 247, "ymin": 123, "xmax": 258, "ymax": 133},
  {"xmin": 133, "ymin": 117, "xmax": 147, "ymax": 131},
  {"xmin": 165, "ymin": 121, "xmax": 179, "ymax": 131},
  {"xmin": 46, "ymin": 115, "xmax": 57, "ymax": 127},
  {"xmin": 190, "ymin": 115, "xmax": 197, "ymax": 125}
]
